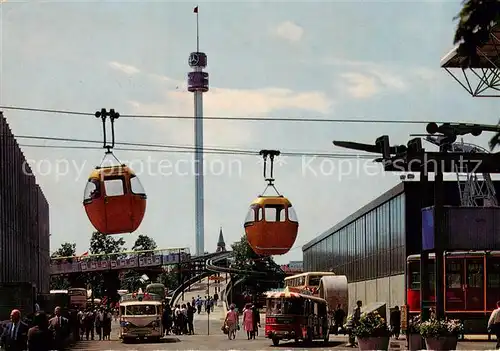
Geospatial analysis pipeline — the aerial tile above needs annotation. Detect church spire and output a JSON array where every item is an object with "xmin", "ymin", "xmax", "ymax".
[{"xmin": 216, "ymin": 227, "xmax": 226, "ymax": 252}]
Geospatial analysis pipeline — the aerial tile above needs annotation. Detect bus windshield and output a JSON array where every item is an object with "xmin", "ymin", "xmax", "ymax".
[
  {"xmin": 266, "ymin": 298, "xmax": 303, "ymax": 315},
  {"xmin": 124, "ymin": 304, "xmax": 159, "ymax": 316}
]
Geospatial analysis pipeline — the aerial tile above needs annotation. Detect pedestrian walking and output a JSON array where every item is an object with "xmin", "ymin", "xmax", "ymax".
[
  {"xmin": 334, "ymin": 304, "xmax": 346, "ymax": 335},
  {"xmin": 0, "ymin": 309, "xmax": 29, "ymax": 351},
  {"xmin": 186, "ymin": 302, "xmax": 195, "ymax": 335},
  {"xmin": 242, "ymin": 304, "xmax": 254, "ymax": 340},
  {"xmin": 347, "ymin": 300, "xmax": 362, "ymax": 347},
  {"xmin": 488, "ymin": 300, "xmax": 500, "ymax": 349},
  {"xmin": 48, "ymin": 306, "xmax": 69, "ymax": 350},
  {"xmin": 251, "ymin": 305, "xmax": 260, "ymax": 339},
  {"xmin": 390, "ymin": 306, "xmax": 401, "ymax": 339},
  {"xmin": 27, "ymin": 311, "xmax": 52, "ymax": 351}
]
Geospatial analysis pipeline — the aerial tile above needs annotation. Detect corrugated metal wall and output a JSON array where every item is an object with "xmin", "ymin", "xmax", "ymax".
[{"xmin": 0, "ymin": 112, "xmax": 50, "ymax": 293}]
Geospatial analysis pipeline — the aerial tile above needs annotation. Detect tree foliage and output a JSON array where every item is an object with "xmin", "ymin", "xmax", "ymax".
[
  {"xmin": 89, "ymin": 231, "xmax": 126, "ymax": 256},
  {"xmin": 121, "ymin": 235, "xmax": 159, "ymax": 291},
  {"xmin": 231, "ymin": 235, "xmax": 276, "ymax": 271},
  {"xmin": 132, "ymin": 234, "xmax": 157, "ymax": 251},
  {"xmin": 453, "ymin": 0, "xmax": 500, "ymax": 67},
  {"xmin": 50, "ymin": 242, "xmax": 77, "ymax": 290},
  {"xmin": 452, "ymin": 1, "xmax": 500, "ymax": 150},
  {"xmin": 51, "ymin": 242, "xmax": 76, "ymax": 258}
]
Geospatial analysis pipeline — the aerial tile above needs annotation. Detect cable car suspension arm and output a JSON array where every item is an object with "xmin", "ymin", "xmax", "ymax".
[
  {"xmin": 259, "ymin": 149, "xmax": 281, "ymax": 195},
  {"xmin": 95, "ymin": 108, "xmax": 120, "ymax": 154}
]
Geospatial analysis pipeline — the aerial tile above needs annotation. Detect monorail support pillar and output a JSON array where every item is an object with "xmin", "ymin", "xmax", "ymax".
[
  {"xmin": 434, "ymin": 164, "xmax": 445, "ymax": 319},
  {"xmin": 420, "ymin": 169, "xmax": 430, "ymax": 322}
]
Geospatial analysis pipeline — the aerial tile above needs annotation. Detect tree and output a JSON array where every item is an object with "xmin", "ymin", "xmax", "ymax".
[
  {"xmin": 50, "ymin": 242, "xmax": 77, "ymax": 290},
  {"xmin": 231, "ymin": 235, "xmax": 262, "ymax": 270},
  {"xmin": 132, "ymin": 235, "xmax": 157, "ymax": 251},
  {"xmin": 89, "ymin": 231, "xmax": 126, "ymax": 256},
  {"xmin": 453, "ymin": 0, "xmax": 500, "ymax": 67},
  {"xmin": 120, "ymin": 235, "xmax": 158, "ymax": 292},
  {"xmin": 51, "ymin": 242, "xmax": 76, "ymax": 259},
  {"xmin": 87, "ymin": 232, "xmax": 126, "ymax": 301}
]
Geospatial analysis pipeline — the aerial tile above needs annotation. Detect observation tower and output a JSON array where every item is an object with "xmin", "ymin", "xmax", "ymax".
[{"xmin": 188, "ymin": 5, "xmax": 209, "ymax": 255}]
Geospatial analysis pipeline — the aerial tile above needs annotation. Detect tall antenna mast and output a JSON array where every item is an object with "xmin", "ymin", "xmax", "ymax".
[{"xmin": 188, "ymin": 5, "xmax": 209, "ymax": 256}]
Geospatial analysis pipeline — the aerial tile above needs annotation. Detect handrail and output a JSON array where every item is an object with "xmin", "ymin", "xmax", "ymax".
[
  {"xmin": 169, "ymin": 251, "xmax": 230, "ymax": 307},
  {"xmin": 169, "ymin": 271, "xmax": 212, "ymax": 307}
]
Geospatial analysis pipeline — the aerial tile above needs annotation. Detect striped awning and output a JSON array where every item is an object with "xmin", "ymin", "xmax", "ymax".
[{"xmin": 265, "ymin": 287, "xmax": 301, "ymax": 299}]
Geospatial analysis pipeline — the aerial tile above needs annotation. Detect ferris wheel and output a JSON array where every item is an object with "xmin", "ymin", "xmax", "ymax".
[{"xmin": 425, "ymin": 136, "xmax": 498, "ymax": 207}]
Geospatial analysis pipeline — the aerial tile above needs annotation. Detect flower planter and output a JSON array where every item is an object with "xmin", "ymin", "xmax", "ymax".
[
  {"xmin": 357, "ymin": 336, "xmax": 390, "ymax": 350},
  {"xmin": 424, "ymin": 336, "xmax": 458, "ymax": 350},
  {"xmin": 408, "ymin": 333, "xmax": 425, "ymax": 350}
]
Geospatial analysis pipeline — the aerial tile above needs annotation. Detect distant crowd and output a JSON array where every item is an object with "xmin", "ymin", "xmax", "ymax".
[{"xmin": 162, "ymin": 294, "xmax": 218, "ymax": 335}]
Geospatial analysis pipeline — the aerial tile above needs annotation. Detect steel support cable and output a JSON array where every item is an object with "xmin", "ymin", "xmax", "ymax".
[
  {"xmin": 1, "ymin": 105, "xmax": 445, "ymax": 124},
  {"xmin": 15, "ymin": 135, "xmax": 375, "ymax": 159}
]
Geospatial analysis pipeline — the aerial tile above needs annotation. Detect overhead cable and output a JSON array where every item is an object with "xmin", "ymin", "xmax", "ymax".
[
  {"xmin": 18, "ymin": 142, "xmax": 375, "ymax": 159},
  {"xmin": 1, "ymin": 105, "xmax": 445, "ymax": 124}
]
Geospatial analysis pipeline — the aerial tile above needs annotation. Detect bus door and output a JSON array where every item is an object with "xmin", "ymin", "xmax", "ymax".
[
  {"xmin": 464, "ymin": 257, "xmax": 484, "ymax": 311},
  {"xmin": 445, "ymin": 258, "xmax": 464, "ymax": 311}
]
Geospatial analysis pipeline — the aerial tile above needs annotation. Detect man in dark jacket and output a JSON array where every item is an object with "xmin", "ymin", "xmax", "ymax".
[
  {"xmin": 390, "ymin": 306, "xmax": 401, "ymax": 339},
  {"xmin": 1, "ymin": 309, "xmax": 29, "ymax": 351},
  {"xmin": 334, "ymin": 304, "xmax": 346, "ymax": 335}
]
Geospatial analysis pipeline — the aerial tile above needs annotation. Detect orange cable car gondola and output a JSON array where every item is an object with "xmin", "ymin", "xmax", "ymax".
[
  {"xmin": 83, "ymin": 108, "xmax": 147, "ymax": 235},
  {"xmin": 244, "ymin": 150, "xmax": 298, "ymax": 256}
]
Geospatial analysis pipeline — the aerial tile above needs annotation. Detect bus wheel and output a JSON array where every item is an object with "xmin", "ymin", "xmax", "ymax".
[{"xmin": 272, "ymin": 338, "xmax": 280, "ymax": 346}]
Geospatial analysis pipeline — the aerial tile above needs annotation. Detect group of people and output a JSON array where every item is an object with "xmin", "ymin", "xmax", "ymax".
[
  {"xmin": 76, "ymin": 308, "xmax": 113, "ymax": 341},
  {"xmin": 0, "ymin": 307, "xmax": 70, "ymax": 351},
  {"xmin": 161, "ymin": 302, "xmax": 195, "ymax": 335},
  {"xmin": 224, "ymin": 303, "xmax": 260, "ymax": 340},
  {"xmin": 194, "ymin": 295, "xmax": 217, "ymax": 314}
]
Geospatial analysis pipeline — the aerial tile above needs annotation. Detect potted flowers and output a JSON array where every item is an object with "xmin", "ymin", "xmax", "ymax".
[
  {"xmin": 352, "ymin": 311, "xmax": 391, "ymax": 350},
  {"xmin": 420, "ymin": 318, "xmax": 463, "ymax": 350},
  {"xmin": 404, "ymin": 315, "xmax": 424, "ymax": 350}
]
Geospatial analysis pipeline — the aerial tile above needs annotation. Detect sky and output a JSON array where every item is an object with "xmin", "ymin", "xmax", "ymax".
[{"xmin": 1, "ymin": 0, "xmax": 499, "ymax": 264}]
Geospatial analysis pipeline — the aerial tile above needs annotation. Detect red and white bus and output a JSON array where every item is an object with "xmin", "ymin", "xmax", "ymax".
[{"xmin": 407, "ymin": 251, "xmax": 500, "ymax": 318}]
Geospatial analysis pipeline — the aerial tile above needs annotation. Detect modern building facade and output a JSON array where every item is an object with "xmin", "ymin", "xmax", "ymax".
[
  {"xmin": 302, "ymin": 180, "xmax": 494, "ymax": 314},
  {"xmin": 0, "ymin": 112, "xmax": 50, "ymax": 293}
]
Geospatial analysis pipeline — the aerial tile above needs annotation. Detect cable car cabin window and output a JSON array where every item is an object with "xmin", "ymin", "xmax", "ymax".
[
  {"xmin": 245, "ymin": 205, "xmax": 262, "ymax": 224},
  {"xmin": 288, "ymin": 206, "xmax": 298, "ymax": 222},
  {"xmin": 264, "ymin": 205, "xmax": 285, "ymax": 222},
  {"xmin": 104, "ymin": 177, "xmax": 126, "ymax": 197},
  {"xmin": 446, "ymin": 261, "xmax": 462, "ymax": 289},
  {"xmin": 84, "ymin": 179, "xmax": 101, "ymax": 201},
  {"xmin": 130, "ymin": 175, "xmax": 146, "ymax": 195}
]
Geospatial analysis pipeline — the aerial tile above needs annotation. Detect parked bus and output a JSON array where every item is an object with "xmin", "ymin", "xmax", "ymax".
[
  {"xmin": 407, "ymin": 251, "xmax": 500, "ymax": 333},
  {"xmin": 284, "ymin": 272, "xmax": 336, "ymax": 295},
  {"xmin": 145, "ymin": 283, "xmax": 166, "ymax": 299},
  {"xmin": 68, "ymin": 288, "xmax": 87, "ymax": 309},
  {"xmin": 119, "ymin": 290, "xmax": 163, "ymax": 342},
  {"xmin": 265, "ymin": 288, "xmax": 330, "ymax": 346}
]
